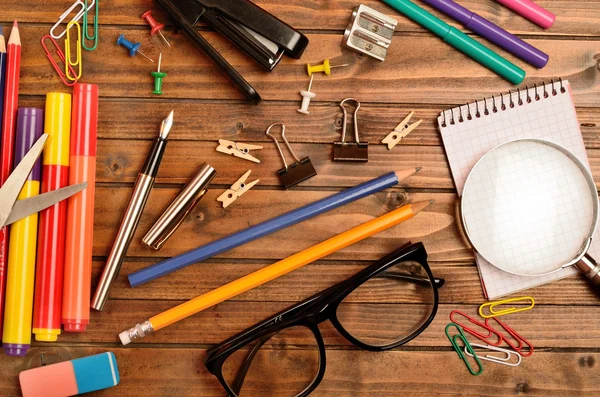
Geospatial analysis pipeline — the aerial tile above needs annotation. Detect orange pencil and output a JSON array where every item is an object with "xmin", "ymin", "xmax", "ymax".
[{"xmin": 119, "ymin": 200, "xmax": 433, "ymax": 344}]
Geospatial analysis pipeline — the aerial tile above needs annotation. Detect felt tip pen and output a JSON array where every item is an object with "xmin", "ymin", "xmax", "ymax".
[
  {"xmin": 494, "ymin": 0, "xmax": 555, "ymax": 29},
  {"xmin": 62, "ymin": 83, "xmax": 98, "ymax": 332},
  {"xmin": 91, "ymin": 111, "xmax": 174, "ymax": 311},
  {"xmin": 2, "ymin": 108, "xmax": 44, "ymax": 356},
  {"xmin": 32, "ymin": 93, "xmax": 71, "ymax": 342},
  {"xmin": 380, "ymin": 0, "xmax": 525, "ymax": 84},
  {"xmin": 421, "ymin": 0, "xmax": 549, "ymax": 68}
]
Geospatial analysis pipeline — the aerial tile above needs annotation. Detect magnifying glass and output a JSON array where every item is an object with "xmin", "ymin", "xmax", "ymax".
[{"xmin": 461, "ymin": 139, "xmax": 600, "ymax": 284}]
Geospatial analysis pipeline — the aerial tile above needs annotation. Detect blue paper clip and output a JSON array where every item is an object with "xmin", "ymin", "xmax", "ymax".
[
  {"xmin": 82, "ymin": 0, "xmax": 98, "ymax": 51},
  {"xmin": 445, "ymin": 323, "xmax": 484, "ymax": 376}
]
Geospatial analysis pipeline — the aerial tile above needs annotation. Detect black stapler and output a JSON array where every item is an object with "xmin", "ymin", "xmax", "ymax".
[{"xmin": 155, "ymin": 0, "xmax": 309, "ymax": 105}]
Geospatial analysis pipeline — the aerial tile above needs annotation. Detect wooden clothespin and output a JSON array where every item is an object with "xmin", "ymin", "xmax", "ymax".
[
  {"xmin": 216, "ymin": 139, "xmax": 263, "ymax": 163},
  {"xmin": 217, "ymin": 170, "xmax": 259, "ymax": 208},
  {"xmin": 382, "ymin": 112, "xmax": 422, "ymax": 150}
]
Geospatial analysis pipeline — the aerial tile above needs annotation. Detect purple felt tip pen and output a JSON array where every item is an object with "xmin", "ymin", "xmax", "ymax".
[{"xmin": 421, "ymin": 0, "xmax": 549, "ymax": 68}]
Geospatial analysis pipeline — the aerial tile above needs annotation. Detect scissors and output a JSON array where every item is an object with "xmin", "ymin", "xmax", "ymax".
[{"xmin": 0, "ymin": 134, "xmax": 87, "ymax": 227}]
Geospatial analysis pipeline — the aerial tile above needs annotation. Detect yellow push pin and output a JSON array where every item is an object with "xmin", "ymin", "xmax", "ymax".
[{"xmin": 306, "ymin": 59, "xmax": 349, "ymax": 76}]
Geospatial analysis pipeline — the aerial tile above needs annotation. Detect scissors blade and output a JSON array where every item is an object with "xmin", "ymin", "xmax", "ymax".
[
  {"xmin": 0, "ymin": 134, "xmax": 48, "ymax": 224},
  {"xmin": 3, "ymin": 182, "xmax": 88, "ymax": 227}
]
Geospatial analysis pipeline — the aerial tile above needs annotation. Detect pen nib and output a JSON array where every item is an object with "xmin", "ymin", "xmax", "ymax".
[{"xmin": 160, "ymin": 110, "xmax": 174, "ymax": 139}]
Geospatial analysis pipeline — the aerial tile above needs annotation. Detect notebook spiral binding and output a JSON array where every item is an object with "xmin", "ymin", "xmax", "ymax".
[{"xmin": 440, "ymin": 79, "xmax": 568, "ymax": 128}]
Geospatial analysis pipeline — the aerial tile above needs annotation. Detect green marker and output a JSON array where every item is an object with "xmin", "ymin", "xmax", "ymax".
[
  {"xmin": 380, "ymin": 0, "xmax": 526, "ymax": 84},
  {"xmin": 151, "ymin": 53, "xmax": 167, "ymax": 95}
]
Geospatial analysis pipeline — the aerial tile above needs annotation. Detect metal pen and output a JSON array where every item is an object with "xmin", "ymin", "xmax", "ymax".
[{"xmin": 91, "ymin": 111, "xmax": 174, "ymax": 311}]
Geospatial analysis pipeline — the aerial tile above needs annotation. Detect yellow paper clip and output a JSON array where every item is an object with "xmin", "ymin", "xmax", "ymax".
[
  {"xmin": 65, "ymin": 21, "xmax": 82, "ymax": 81},
  {"xmin": 479, "ymin": 296, "xmax": 535, "ymax": 318}
]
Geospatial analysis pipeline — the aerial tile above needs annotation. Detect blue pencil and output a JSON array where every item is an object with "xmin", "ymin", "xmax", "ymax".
[{"xmin": 128, "ymin": 168, "xmax": 420, "ymax": 287}]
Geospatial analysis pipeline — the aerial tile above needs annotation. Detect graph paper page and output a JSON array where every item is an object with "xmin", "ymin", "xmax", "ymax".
[{"xmin": 438, "ymin": 81, "xmax": 597, "ymax": 298}]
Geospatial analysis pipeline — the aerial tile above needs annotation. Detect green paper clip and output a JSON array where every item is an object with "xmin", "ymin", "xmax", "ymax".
[
  {"xmin": 82, "ymin": 0, "xmax": 98, "ymax": 51},
  {"xmin": 445, "ymin": 323, "xmax": 484, "ymax": 376}
]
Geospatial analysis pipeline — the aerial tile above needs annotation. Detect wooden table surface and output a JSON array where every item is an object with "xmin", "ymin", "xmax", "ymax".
[{"xmin": 1, "ymin": 0, "xmax": 600, "ymax": 395}]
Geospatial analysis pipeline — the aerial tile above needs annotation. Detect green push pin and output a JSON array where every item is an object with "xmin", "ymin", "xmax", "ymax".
[{"xmin": 151, "ymin": 53, "xmax": 167, "ymax": 95}]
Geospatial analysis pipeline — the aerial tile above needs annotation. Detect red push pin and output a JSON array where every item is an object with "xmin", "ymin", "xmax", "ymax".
[{"xmin": 141, "ymin": 10, "xmax": 171, "ymax": 47}]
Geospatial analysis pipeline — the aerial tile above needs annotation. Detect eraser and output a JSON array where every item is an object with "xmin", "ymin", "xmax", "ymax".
[{"xmin": 19, "ymin": 352, "xmax": 120, "ymax": 397}]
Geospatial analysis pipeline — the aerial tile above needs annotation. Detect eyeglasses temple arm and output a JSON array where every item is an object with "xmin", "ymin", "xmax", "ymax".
[
  {"xmin": 230, "ymin": 332, "xmax": 276, "ymax": 395},
  {"xmin": 377, "ymin": 272, "xmax": 445, "ymax": 288}
]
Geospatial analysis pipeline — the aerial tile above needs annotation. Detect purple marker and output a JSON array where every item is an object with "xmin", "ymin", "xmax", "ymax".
[
  {"xmin": 421, "ymin": 0, "xmax": 549, "ymax": 68},
  {"xmin": 1, "ymin": 108, "xmax": 43, "ymax": 357}
]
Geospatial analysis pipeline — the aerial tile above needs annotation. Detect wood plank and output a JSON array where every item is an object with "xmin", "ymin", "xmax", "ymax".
[
  {"xmin": 1, "ymin": 348, "xmax": 599, "ymax": 396},
  {"xmin": 91, "ymin": 188, "xmax": 468, "ymax": 262},
  {"xmin": 93, "ymin": 139, "xmax": 600, "ymax": 189},
  {"xmin": 97, "ymin": 260, "xmax": 599, "ymax": 304},
  {"xmin": 59, "ymin": 300, "xmax": 600, "ymax": 348},
  {"xmin": 20, "ymin": 27, "xmax": 600, "ymax": 105},
  {"xmin": 4, "ymin": 0, "xmax": 599, "ymax": 36},
  {"xmin": 14, "ymin": 98, "xmax": 600, "ymax": 148}
]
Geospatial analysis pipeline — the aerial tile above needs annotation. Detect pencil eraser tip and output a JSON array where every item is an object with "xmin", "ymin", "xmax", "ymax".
[
  {"xmin": 3, "ymin": 343, "xmax": 29, "ymax": 357},
  {"xmin": 119, "ymin": 331, "xmax": 131, "ymax": 345}
]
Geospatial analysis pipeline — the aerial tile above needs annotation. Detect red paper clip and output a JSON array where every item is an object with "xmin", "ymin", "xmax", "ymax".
[
  {"xmin": 450, "ymin": 310, "xmax": 503, "ymax": 346},
  {"xmin": 486, "ymin": 317, "xmax": 534, "ymax": 357},
  {"xmin": 41, "ymin": 35, "xmax": 79, "ymax": 87}
]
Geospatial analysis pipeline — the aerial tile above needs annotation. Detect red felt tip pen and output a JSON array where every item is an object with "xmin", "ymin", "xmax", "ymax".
[
  {"xmin": 62, "ymin": 84, "xmax": 98, "ymax": 332},
  {"xmin": 32, "ymin": 93, "xmax": 71, "ymax": 342}
]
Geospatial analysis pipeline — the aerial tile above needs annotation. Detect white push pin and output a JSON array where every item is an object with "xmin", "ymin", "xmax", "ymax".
[{"xmin": 298, "ymin": 75, "xmax": 316, "ymax": 115}]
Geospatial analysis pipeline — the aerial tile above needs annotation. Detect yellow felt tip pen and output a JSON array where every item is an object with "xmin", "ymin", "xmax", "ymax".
[
  {"xmin": 119, "ymin": 200, "xmax": 434, "ymax": 344},
  {"xmin": 2, "ymin": 108, "xmax": 44, "ymax": 357}
]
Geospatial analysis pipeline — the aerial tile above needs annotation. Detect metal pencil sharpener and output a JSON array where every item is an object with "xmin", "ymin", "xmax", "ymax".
[{"xmin": 341, "ymin": 4, "xmax": 398, "ymax": 61}]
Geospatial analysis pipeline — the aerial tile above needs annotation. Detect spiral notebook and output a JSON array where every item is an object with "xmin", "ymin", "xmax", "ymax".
[{"xmin": 438, "ymin": 80, "xmax": 599, "ymax": 299}]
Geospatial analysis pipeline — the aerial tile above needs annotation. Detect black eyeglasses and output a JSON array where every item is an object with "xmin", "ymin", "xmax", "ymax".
[{"xmin": 204, "ymin": 242, "xmax": 445, "ymax": 397}]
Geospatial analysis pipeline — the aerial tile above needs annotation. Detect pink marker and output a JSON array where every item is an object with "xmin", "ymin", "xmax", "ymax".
[{"xmin": 495, "ymin": 0, "xmax": 555, "ymax": 29}]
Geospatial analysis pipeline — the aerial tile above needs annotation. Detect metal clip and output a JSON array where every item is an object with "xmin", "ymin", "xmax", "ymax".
[
  {"xmin": 82, "ymin": 0, "xmax": 98, "ymax": 51},
  {"xmin": 65, "ymin": 21, "xmax": 82, "ymax": 81},
  {"xmin": 216, "ymin": 140, "xmax": 263, "ymax": 164},
  {"xmin": 341, "ymin": 4, "xmax": 398, "ymax": 61},
  {"xmin": 479, "ymin": 296, "xmax": 535, "ymax": 318},
  {"xmin": 449, "ymin": 310, "xmax": 503, "ymax": 346},
  {"xmin": 333, "ymin": 98, "xmax": 368, "ymax": 162},
  {"xmin": 382, "ymin": 111, "xmax": 423, "ymax": 150},
  {"xmin": 486, "ymin": 317, "xmax": 534, "ymax": 357},
  {"xmin": 50, "ymin": 0, "xmax": 96, "ymax": 39},
  {"xmin": 41, "ymin": 35, "xmax": 79, "ymax": 87},
  {"xmin": 265, "ymin": 123, "xmax": 317, "ymax": 189},
  {"xmin": 445, "ymin": 323, "xmax": 484, "ymax": 376},
  {"xmin": 217, "ymin": 170, "xmax": 259, "ymax": 208},
  {"xmin": 464, "ymin": 343, "xmax": 522, "ymax": 367}
]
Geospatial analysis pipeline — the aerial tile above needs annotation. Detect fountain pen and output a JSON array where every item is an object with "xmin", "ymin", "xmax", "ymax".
[{"xmin": 91, "ymin": 111, "xmax": 174, "ymax": 311}]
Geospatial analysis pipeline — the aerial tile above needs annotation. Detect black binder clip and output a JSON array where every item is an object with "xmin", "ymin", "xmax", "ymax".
[
  {"xmin": 154, "ymin": 0, "xmax": 309, "ymax": 105},
  {"xmin": 266, "ymin": 123, "xmax": 317, "ymax": 189},
  {"xmin": 333, "ymin": 98, "xmax": 368, "ymax": 162}
]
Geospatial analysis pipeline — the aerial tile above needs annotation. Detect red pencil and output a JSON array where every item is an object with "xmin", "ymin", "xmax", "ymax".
[{"xmin": 0, "ymin": 21, "xmax": 21, "ymax": 339}]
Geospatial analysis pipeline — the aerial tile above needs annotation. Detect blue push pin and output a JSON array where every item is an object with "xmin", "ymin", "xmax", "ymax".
[{"xmin": 116, "ymin": 34, "xmax": 154, "ymax": 63}]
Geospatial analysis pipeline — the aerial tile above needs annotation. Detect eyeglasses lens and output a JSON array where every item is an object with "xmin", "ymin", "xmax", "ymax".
[
  {"xmin": 221, "ymin": 325, "xmax": 321, "ymax": 397},
  {"xmin": 336, "ymin": 261, "xmax": 435, "ymax": 347}
]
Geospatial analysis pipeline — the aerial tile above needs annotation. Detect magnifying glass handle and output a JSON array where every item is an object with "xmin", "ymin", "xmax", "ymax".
[{"xmin": 575, "ymin": 254, "xmax": 600, "ymax": 285}]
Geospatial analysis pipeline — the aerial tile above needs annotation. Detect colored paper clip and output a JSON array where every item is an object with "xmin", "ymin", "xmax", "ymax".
[
  {"xmin": 486, "ymin": 317, "xmax": 534, "ymax": 357},
  {"xmin": 445, "ymin": 323, "xmax": 483, "ymax": 376},
  {"xmin": 41, "ymin": 35, "xmax": 79, "ymax": 87},
  {"xmin": 65, "ymin": 21, "xmax": 82, "ymax": 81},
  {"xmin": 479, "ymin": 296, "xmax": 535, "ymax": 318},
  {"xmin": 82, "ymin": 0, "xmax": 98, "ymax": 51},
  {"xmin": 50, "ymin": 0, "xmax": 96, "ymax": 39},
  {"xmin": 464, "ymin": 343, "xmax": 522, "ymax": 367},
  {"xmin": 449, "ymin": 310, "xmax": 503, "ymax": 346}
]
